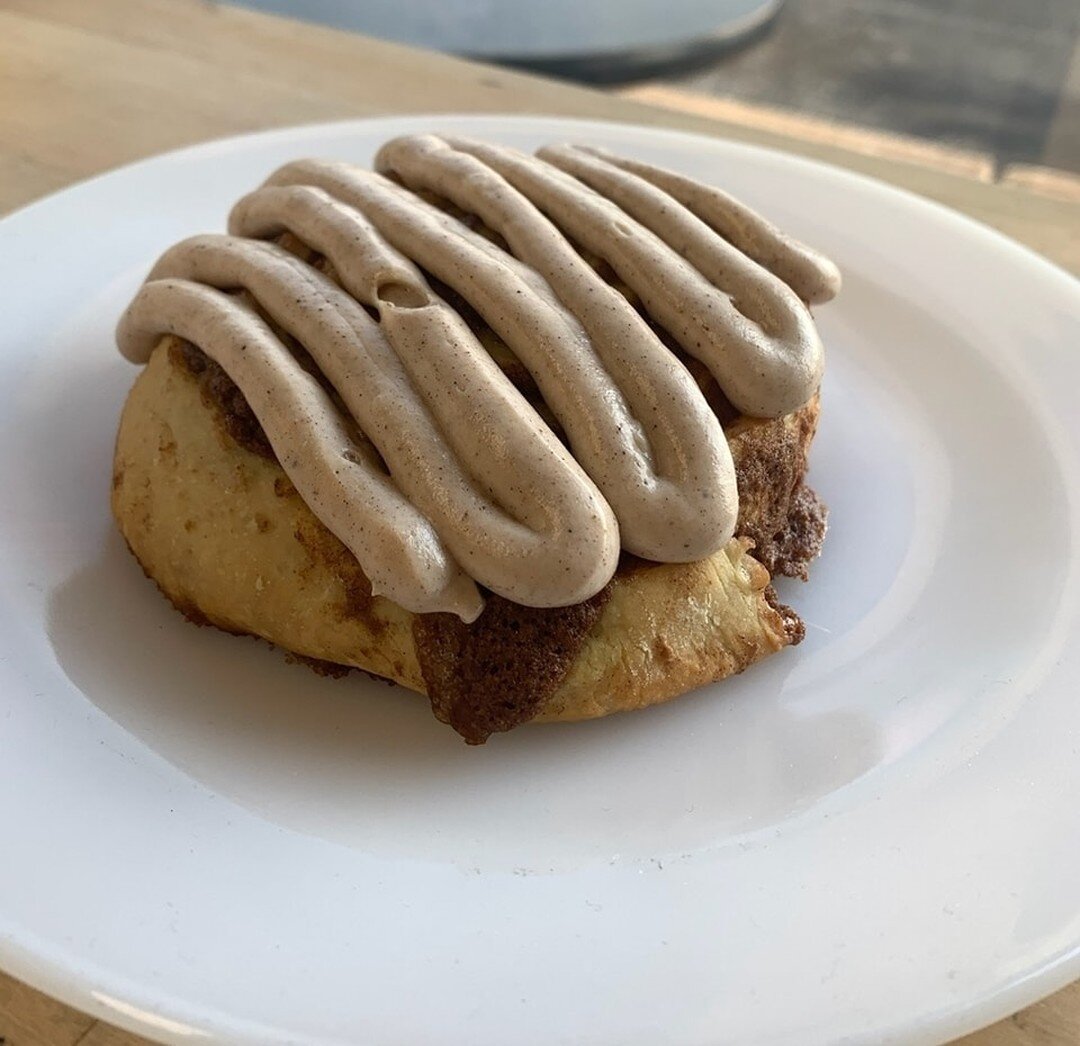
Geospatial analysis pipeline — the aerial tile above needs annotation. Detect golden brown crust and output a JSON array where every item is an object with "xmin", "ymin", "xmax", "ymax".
[{"xmin": 112, "ymin": 338, "xmax": 824, "ymax": 741}]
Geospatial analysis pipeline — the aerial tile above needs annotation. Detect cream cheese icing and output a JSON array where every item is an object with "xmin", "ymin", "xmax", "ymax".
[{"xmin": 117, "ymin": 134, "xmax": 838, "ymax": 620}]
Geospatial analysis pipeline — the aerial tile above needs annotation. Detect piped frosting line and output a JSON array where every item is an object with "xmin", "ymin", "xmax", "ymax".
[
  {"xmin": 567, "ymin": 144, "xmax": 842, "ymax": 305},
  {"xmin": 117, "ymin": 277, "xmax": 485, "ymax": 621},
  {"xmin": 410, "ymin": 135, "xmax": 821, "ymax": 418}
]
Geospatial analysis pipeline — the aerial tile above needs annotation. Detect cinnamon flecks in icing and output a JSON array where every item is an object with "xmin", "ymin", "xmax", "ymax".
[
  {"xmin": 377, "ymin": 136, "xmax": 823, "ymax": 417},
  {"xmin": 117, "ymin": 134, "xmax": 838, "ymax": 619},
  {"xmin": 259, "ymin": 158, "xmax": 736, "ymax": 564},
  {"xmin": 556, "ymin": 145, "xmax": 842, "ymax": 306},
  {"xmin": 120, "ymin": 230, "xmax": 617, "ymax": 618},
  {"xmin": 119, "ymin": 276, "xmax": 484, "ymax": 621}
]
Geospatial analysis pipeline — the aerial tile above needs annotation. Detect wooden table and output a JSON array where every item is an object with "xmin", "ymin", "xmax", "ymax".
[{"xmin": 1, "ymin": 2, "xmax": 1078, "ymax": 1044}]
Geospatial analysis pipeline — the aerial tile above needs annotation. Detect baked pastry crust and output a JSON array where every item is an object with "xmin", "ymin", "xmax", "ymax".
[{"xmin": 112, "ymin": 337, "xmax": 825, "ymax": 742}]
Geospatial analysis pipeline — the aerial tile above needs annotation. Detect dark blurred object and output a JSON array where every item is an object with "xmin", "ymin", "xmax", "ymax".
[
  {"xmin": 476, "ymin": 6, "xmax": 783, "ymax": 85},
  {"xmin": 225, "ymin": 0, "xmax": 783, "ymax": 84}
]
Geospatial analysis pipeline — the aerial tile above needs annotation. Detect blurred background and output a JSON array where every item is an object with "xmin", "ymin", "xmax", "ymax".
[{"xmin": 230, "ymin": 0, "xmax": 1079, "ymax": 178}]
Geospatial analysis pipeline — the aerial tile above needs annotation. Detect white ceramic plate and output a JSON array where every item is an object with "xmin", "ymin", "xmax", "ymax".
[{"xmin": 1, "ymin": 116, "xmax": 1079, "ymax": 1046}]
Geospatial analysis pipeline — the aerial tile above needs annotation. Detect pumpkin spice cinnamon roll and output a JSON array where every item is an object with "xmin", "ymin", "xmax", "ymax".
[{"xmin": 112, "ymin": 134, "xmax": 838, "ymax": 743}]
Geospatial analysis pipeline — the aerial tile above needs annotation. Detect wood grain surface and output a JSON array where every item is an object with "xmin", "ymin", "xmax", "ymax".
[{"xmin": 1, "ymin": 2, "xmax": 1078, "ymax": 1044}]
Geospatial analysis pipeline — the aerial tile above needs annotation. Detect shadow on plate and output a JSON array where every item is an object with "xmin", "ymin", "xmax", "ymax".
[{"xmin": 45, "ymin": 531, "xmax": 883, "ymax": 870}]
